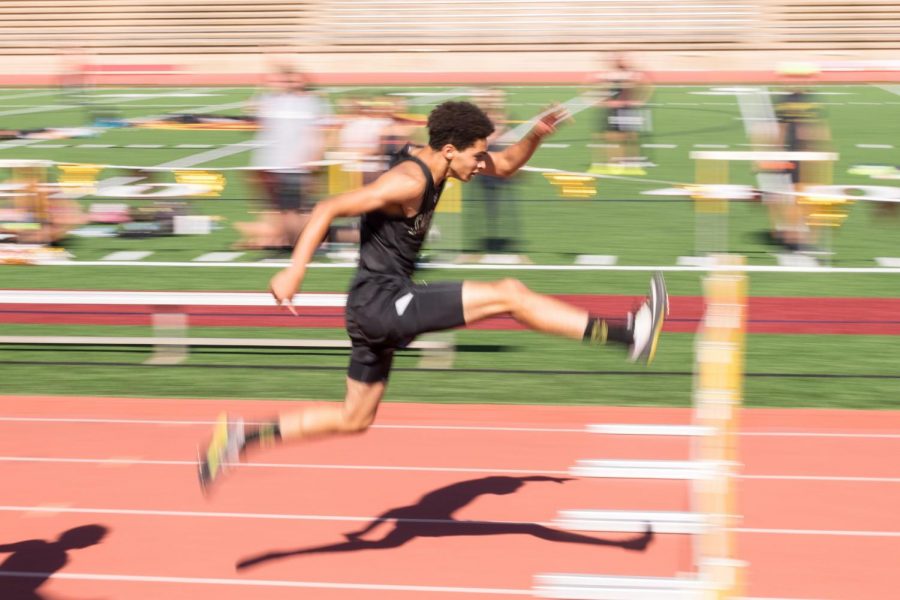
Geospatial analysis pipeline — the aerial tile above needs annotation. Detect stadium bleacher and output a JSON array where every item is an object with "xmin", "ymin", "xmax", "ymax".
[{"xmin": 1, "ymin": 0, "xmax": 899, "ymax": 81}]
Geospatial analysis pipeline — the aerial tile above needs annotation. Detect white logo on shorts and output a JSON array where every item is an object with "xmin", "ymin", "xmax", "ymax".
[{"xmin": 395, "ymin": 292, "xmax": 414, "ymax": 316}]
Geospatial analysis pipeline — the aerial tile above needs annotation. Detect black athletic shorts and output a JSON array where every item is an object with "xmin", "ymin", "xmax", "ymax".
[
  {"xmin": 604, "ymin": 107, "xmax": 645, "ymax": 133},
  {"xmin": 261, "ymin": 170, "xmax": 311, "ymax": 213},
  {"xmin": 344, "ymin": 272, "xmax": 465, "ymax": 383}
]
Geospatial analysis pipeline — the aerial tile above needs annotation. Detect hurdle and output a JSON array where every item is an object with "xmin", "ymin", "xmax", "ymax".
[
  {"xmin": 0, "ymin": 290, "xmax": 456, "ymax": 368},
  {"xmin": 688, "ymin": 150, "xmax": 837, "ymax": 260},
  {"xmin": 535, "ymin": 255, "xmax": 748, "ymax": 599}
]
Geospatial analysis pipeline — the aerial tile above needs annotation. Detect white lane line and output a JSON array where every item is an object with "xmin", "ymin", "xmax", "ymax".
[
  {"xmin": 2, "ymin": 416, "xmax": 900, "ymax": 438},
  {"xmin": 2, "ymin": 456, "xmax": 899, "ymax": 482},
  {"xmin": 734, "ymin": 527, "xmax": 900, "ymax": 538},
  {"xmin": 0, "ymin": 505, "xmax": 541, "ymax": 526},
  {"xmin": 0, "ymin": 456, "xmax": 566, "ymax": 476},
  {"xmin": 740, "ymin": 475, "xmax": 900, "ymax": 483},
  {"xmin": 1, "ymin": 505, "xmax": 898, "ymax": 538},
  {"xmin": 0, "ymin": 570, "xmax": 529, "ymax": 595},
  {"xmin": 857, "ymin": 144, "xmax": 894, "ymax": 149},
  {"xmin": 876, "ymin": 257, "xmax": 900, "ymax": 267}
]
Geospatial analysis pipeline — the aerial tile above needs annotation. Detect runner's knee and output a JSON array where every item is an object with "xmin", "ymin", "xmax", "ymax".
[
  {"xmin": 498, "ymin": 277, "xmax": 530, "ymax": 311},
  {"xmin": 340, "ymin": 404, "xmax": 376, "ymax": 433}
]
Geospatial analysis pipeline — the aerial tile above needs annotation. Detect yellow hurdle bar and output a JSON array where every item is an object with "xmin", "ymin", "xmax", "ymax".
[{"xmin": 692, "ymin": 255, "xmax": 748, "ymax": 594}]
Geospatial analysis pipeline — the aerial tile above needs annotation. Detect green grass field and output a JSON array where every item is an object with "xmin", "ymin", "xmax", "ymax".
[{"xmin": 1, "ymin": 84, "xmax": 898, "ymax": 409}]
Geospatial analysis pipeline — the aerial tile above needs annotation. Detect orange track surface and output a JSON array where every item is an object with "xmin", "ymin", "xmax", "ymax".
[{"xmin": 1, "ymin": 396, "xmax": 898, "ymax": 600}]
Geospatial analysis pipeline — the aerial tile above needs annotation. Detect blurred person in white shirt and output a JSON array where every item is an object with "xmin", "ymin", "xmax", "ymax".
[{"xmin": 239, "ymin": 66, "xmax": 331, "ymax": 251}]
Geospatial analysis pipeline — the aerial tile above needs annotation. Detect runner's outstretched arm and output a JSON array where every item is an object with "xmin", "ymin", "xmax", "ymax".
[{"xmin": 483, "ymin": 106, "xmax": 569, "ymax": 178}]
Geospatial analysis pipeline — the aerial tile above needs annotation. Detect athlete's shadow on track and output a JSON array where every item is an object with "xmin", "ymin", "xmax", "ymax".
[
  {"xmin": 236, "ymin": 475, "xmax": 652, "ymax": 570},
  {"xmin": 0, "ymin": 524, "xmax": 108, "ymax": 599}
]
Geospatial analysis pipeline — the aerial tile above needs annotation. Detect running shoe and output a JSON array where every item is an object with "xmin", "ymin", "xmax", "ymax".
[
  {"xmin": 198, "ymin": 413, "xmax": 245, "ymax": 493},
  {"xmin": 629, "ymin": 272, "xmax": 669, "ymax": 364}
]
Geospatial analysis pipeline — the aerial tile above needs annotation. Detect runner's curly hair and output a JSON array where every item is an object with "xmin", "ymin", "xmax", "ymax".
[{"xmin": 427, "ymin": 101, "xmax": 495, "ymax": 151}]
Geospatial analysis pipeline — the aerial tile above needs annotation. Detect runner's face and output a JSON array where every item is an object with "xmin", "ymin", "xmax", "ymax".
[{"xmin": 448, "ymin": 138, "xmax": 489, "ymax": 182}]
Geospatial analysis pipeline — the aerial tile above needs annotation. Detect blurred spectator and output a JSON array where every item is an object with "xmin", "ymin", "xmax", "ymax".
[
  {"xmin": 333, "ymin": 98, "xmax": 394, "ymax": 185},
  {"xmin": 0, "ymin": 162, "xmax": 84, "ymax": 246},
  {"xmin": 379, "ymin": 96, "xmax": 425, "ymax": 157},
  {"xmin": 237, "ymin": 65, "xmax": 331, "ymax": 251},
  {"xmin": 588, "ymin": 53, "xmax": 653, "ymax": 174},
  {"xmin": 758, "ymin": 65, "xmax": 832, "ymax": 251},
  {"xmin": 57, "ymin": 44, "xmax": 95, "ymax": 126},
  {"xmin": 469, "ymin": 89, "xmax": 520, "ymax": 255}
]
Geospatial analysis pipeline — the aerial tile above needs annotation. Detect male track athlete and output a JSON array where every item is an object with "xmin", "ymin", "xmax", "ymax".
[{"xmin": 199, "ymin": 101, "xmax": 668, "ymax": 490}]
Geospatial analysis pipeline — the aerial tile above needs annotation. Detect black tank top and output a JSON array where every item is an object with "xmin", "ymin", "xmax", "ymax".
[{"xmin": 357, "ymin": 145, "xmax": 445, "ymax": 278}]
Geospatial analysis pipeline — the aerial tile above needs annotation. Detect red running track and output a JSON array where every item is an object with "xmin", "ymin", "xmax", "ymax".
[
  {"xmin": 2, "ymin": 295, "xmax": 900, "ymax": 335},
  {"xmin": 0, "ymin": 395, "xmax": 898, "ymax": 599}
]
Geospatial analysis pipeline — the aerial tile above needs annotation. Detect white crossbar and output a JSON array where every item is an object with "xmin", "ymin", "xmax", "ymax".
[
  {"xmin": 572, "ymin": 459, "xmax": 730, "ymax": 480},
  {"xmin": 0, "ymin": 335, "xmax": 449, "ymax": 351},
  {"xmin": 535, "ymin": 573, "xmax": 711, "ymax": 600},
  {"xmin": 556, "ymin": 509, "xmax": 710, "ymax": 534},
  {"xmin": 0, "ymin": 290, "xmax": 346, "ymax": 307},
  {"xmin": 690, "ymin": 150, "xmax": 838, "ymax": 161},
  {"xmin": 587, "ymin": 424, "xmax": 713, "ymax": 436}
]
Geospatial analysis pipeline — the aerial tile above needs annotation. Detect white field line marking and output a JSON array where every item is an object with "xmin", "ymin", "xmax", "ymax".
[
  {"xmin": 0, "ymin": 569, "xmax": 529, "ymax": 595},
  {"xmin": 130, "ymin": 99, "xmax": 248, "ymax": 124},
  {"xmin": 2, "ymin": 456, "xmax": 899, "ymax": 483},
  {"xmin": 0, "ymin": 88, "xmax": 218, "ymax": 118},
  {"xmin": 192, "ymin": 252, "xmax": 245, "ymax": 262},
  {"xmin": 2, "ymin": 416, "xmax": 900, "ymax": 438},
  {"xmin": 406, "ymin": 87, "xmax": 475, "ymax": 106},
  {"xmin": 876, "ymin": 84, "xmax": 900, "ymax": 98},
  {"xmin": 29, "ymin": 260, "xmax": 900, "ymax": 274},
  {"xmin": 0, "ymin": 105, "xmax": 73, "ymax": 117},
  {"xmin": 0, "ymin": 90, "xmax": 66, "ymax": 101},
  {"xmin": 1, "ymin": 505, "xmax": 899, "ymax": 538},
  {"xmin": 99, "ymin": 251, "xmax": 153, "ymax": 262},
  {"xmin": 0, "ymin": 138, "xmax": 60, "ymax": 151},
  {"xmin": 89, "ymin": 88, "xmax": 217, "ymax": 105},
  {"xmin": 88, "ymin": 139, "xmax": 256, "ymax": 192}
]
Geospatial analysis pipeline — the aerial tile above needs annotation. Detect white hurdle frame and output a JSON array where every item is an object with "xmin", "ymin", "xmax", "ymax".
[
  {"xmin": 535, "ymin": 255, "xmax": 749, "ymax": 599},
  {"xmin": 688, "ymin": 150, "xmax": 837, "ymax": 258}
]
